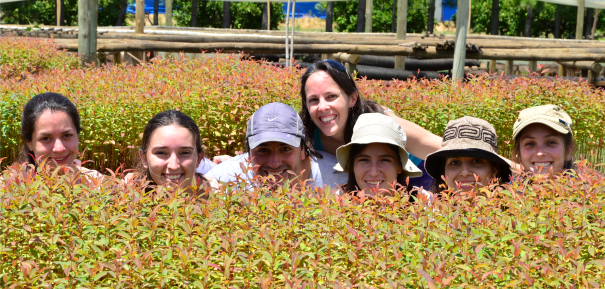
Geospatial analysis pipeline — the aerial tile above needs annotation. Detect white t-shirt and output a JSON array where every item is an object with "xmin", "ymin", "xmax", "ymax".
[
  {"xmin": 202, "ymin": 150, "xmax": 347, "ymax": 189},
  {"xmin": 195, "ymin": 158, "xmax": 217, "ymax": 175}
]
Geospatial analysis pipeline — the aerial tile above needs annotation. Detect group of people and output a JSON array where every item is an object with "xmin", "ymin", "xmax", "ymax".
[{"xmin": 16, "ymin": 59, "xmax": 576, "ymax": 198}]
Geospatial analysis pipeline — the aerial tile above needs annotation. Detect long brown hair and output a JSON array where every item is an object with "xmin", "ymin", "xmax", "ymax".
[{"xmin": 300, "ymin": 61, "xmax": 384, "ymax": 155}]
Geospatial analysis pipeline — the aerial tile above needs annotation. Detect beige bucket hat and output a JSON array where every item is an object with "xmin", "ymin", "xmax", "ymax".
[
  {"xmin": 425, "ymin": 116, "xmax": 511, "ymax": 182},
  {"xmin": 335, "ymin": 113, "xmax": 423, "ymax": 177},
  {"xmin": 512, "ymin": 104, "xmax": 572, "ymax": 139}
]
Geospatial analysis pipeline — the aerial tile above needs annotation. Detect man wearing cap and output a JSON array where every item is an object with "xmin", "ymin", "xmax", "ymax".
[{"xmin": 203, "ymin": 102, "xmax": 347, "ymax": 188}]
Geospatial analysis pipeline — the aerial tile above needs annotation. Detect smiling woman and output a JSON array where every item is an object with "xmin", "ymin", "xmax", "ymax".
[
  {"xmin": 512, "ymin": 104, "xmax": 575, "ymax": 176},
  {"xmin": 19, "ymin": 92, "xmax": 101, "ymax": 179},
  {"xmin": 137, "ymin": 110, "xmax": 210, "ymax": 195}
]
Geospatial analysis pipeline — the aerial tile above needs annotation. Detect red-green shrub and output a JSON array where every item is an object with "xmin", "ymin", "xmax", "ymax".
[
  {"xmin": 0, "ymin": 51, "xmax": 604, "ymax": 173},
  {"xmin": 0, "ymin": 36, "xmax": 78, "ymax": 79},
  {"xmin": 0, "ymin": 161, "xmax": 604, "ymax": 287}
]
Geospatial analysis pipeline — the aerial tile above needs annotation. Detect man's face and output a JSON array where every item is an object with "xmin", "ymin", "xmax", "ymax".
[{"xmin": 250, "ymin": 141, "xmax": 305, "ymax": 182}]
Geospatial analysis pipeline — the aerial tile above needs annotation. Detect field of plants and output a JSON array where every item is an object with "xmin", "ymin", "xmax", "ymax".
[{"xmin": 1, "ymin": 36, "xmax": 605, "ymax": 287}]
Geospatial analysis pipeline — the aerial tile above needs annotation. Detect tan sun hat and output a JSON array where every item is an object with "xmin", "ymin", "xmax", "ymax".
[
  {"xmin": 512, "ymin": 104, "xmax": 572, "ymax": 139},
  {"xmin": 335, "ymin": 113, "xmax": 423, "ymax": 177},
  {"xmin": 425, "ymin": 116, "xmax": 511, "ymax": 182}
]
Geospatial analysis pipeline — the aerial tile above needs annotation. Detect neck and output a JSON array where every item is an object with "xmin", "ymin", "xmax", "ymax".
[{"xmin": 319, "ymin": 131, "xmax": 346, "ymax": 155}]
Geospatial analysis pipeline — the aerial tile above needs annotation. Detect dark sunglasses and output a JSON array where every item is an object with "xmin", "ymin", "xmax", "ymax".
[{"xmin": 321, "ymin": 59, "xmax": 354, "ymax": 80}]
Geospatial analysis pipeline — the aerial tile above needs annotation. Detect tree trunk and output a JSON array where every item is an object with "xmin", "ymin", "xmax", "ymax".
[
  {"xmin": 584, "ymin": 8, "xmax": 593, "ymax": 39},
  {"xmin": 154, "ymin": 0, "xmax": 159, "ymax": 25},
  {"xmin": 490, "ymin": 0, "xmax": 499, "ymax": 35},
  {"xmin": 326, "ymin": 2, "xmax": 334, "ymax": 32},
  {"xmin": 590, "ymin": 9, "xmax": 600, "ymax": 40},
  {"xmin": 427, "ymin": 0, "xmax": 435, "ymax": 34},
  {"xmin": 524, "ymin": 5, "xmax": 533, "ymax": 37},
  {"xmin": 357, "ymin": 0, "xmax": 366, "ymax": 32},
  {"xmin": 18, "ymin": 2, "xmax": 23, "ymax": 24},
  {"xmin": 391, "ymin": 0, "xmax": 396, "ymax": 32},
  {"xmin": 191, "ymin": 0, "xmax": 199, "ymax": 27},
  {"xmin": 261, "ymin": 3, "xmax": 268, "ymax": 30},
  {"xmin": 223, "ymin": 2, "xmax": 231, "ymax": 29},
  {"xmin": 554, "ymin": 4, "xmax": 561, "ymax": 38},
  {"xmin": 115, "ymin": 0, "xmax": 128, "ymax": 26}
]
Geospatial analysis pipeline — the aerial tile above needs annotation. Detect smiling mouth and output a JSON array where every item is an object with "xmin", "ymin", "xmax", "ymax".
[
  {"xmin": 264, "ymin": 169, "xmax": 287, "ymax": 176},
  {"xmin": 319, "ymin": 115, "xmax": 336, "ymax": 123},
  {"xmin": 533, "ymin": 162, "xmax": 552, "ymax": 167},
  {"xmin": 164, "ymin": 174, "xmax": 183, "ymax": 182},
  {"xmin": 51, "ymin": 156, "xmax": 70, "ymax": 163},
  {"xmin": 457, "ymin": 181, "xmax": 477, "ymax": 188},
  {"xmin": 365, "ymin": 180, "xmax": 382, "ymax": 187}
]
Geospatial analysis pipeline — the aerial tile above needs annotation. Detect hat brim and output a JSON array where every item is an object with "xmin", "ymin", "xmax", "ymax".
[
  {"xmin": 425, "ymin": 148, "xmax": 511, "ymax": 183},
  {"xmin": 513, "ymin": 118, "xmax": 570, "ymax": 140},
  {"xmin": 247, "ymin": 132, "xmax": 302, "ymax": 150},
  {"xmin": 335, "ymin": 135, "xmax": 423, "ymax": 178}
]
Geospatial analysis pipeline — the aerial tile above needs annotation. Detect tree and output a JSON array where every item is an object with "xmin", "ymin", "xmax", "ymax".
[{"xmin": 334, "ymin": 0, "xmax": 426, "ymax": 33}]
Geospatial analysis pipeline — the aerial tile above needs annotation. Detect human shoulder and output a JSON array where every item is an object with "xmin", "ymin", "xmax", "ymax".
[
  {"xmin": 204, "ymin": 153, "xmax": 253, "ymax": 183},
  {"xmin": 311, "ymin": 150, "xmax": 348, "ymax": 189}
]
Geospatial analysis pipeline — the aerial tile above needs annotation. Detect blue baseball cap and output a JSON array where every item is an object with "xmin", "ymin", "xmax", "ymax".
[{"xmin": 246, "ymin": 102, "xmax": 305, "ymax": 149}]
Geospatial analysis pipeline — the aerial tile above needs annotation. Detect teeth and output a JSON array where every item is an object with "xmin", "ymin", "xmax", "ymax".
[
  {"xmin": 534, "ymin": 162, "xmax": 551, "ymax": 167},
  {"xmin": 320, "ymin": 115, "xmax": 336, "ymax": 123},
  {"xmin": 366, "ymin": 181, "xmax": 381, "ymax": 185},
  {"xmin": 266, "ymin": 170, "xmax": 285, "ymax": 175},
  {"xmin": 53, "ymin": 156, "xmax": 67, "ymax": 161},
  {"xmin": 460, "ymin": 182, "xmax": 475, "ymax": 186},
  {"xmin": 165, "ymin": 174, "xmax": 182, "ymax": 180}
]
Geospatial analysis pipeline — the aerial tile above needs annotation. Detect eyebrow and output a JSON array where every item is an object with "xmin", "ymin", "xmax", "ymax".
[
  {"xmin": 356, "ymin": 154, "xmax": 396, "ymax": 158},
  {"xmin": 151, "ymin": 146, "xmax": 195, "ymax": 150},
  {"xmin": 39, "ymin": 129, "xmax": 75, "ymax": 136},
  {"xmin": 521, "ymin": 134, "xmax": 558, "ymax": 141}
]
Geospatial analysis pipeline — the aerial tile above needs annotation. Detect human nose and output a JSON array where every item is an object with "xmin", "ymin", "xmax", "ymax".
[
  {"xmin": 459, "ymin": 163, "xmax": 471, "ymax": 177},
  {"xmin": 167, "ymin": 153, "xmax": 180, "ymax": 170},
  {"xmin": 268, "ymin": 153, "xmax": 281, "ymax": 168},
  {"xmin": 368, "ymin": 160, "xmax": 380, "ymax": 176},
  {"xmin": 52, "ymin": 139, "xmax": 66, "ymax": 153},
  {"xmin": 318, "ymin": 97, "xmax": 330, "ymax": 111}
]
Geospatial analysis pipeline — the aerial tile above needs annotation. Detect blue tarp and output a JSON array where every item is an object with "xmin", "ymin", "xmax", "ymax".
[
  {"xmin": 441, "ymin": 0, "xmax": 456, "ymax": 22},
  {"xmin": 282, "ymin": 2, "xmax": 325, "ymax": 19},
  {"xmin": 127, "ymin": 0, "xmax": 166, "ymax": 14}
]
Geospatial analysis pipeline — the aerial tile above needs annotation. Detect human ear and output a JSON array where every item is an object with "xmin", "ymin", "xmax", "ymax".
[
  {"xmin": 196, "ymin": 150, "xmax": 204, "ymax": 167},
  {"xmin": 348, "ymin": 91, "xmax": 358, "ymax": 108},
  {"xmin": 27, "ymin": 141, "xmax": 34, "ymax": 152},
  {"xmin": 300, "ymin": 147, "xmax": 306, "ymax": 161},
  {"xmin": 139, "ymin": 149, "xmax": 148, "ymax": 169}
]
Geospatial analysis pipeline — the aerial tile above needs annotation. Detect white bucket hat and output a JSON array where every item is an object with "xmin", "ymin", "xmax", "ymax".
[{"xmin": 335, "ymin": 113, "xmax": 423, "ymax": 177}]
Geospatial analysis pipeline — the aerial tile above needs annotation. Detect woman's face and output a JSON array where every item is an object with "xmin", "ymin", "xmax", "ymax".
[
  {"xmin": 353, "ymin": 143, "xmax": 402, "ymax": 196},
  {"xmin": 27, "ymin": 110, "xmax": 79, "ymax": 170},
  {"xmin": 140, "ymin": 125, "xmax": 203, "ymax": 190},
  {"xmin": 305, "ymin": 71, "xmax": 357, "ymax": 141},
  {"xmin": 444, "ymin": 156, "xmax": 496, "ymax": 192},
  {"xmin": 518, "ymin": 123, "xmax": 570, "ymax": 175}
]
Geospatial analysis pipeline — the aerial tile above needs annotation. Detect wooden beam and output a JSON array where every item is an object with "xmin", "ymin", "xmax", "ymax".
[
  {"xmin": 557, "ymin": 61, "xmax": 602, "ymax": 72},
  {"xmin": 452, "ymin": 0, "xmax": 469, "ymax": 81},
  {"xmin": 77, "ymin": 0, "xmax": 99, "ymax": 65},
  {"xmin": 576, "ymin": 0, "xmax": 585, "ymax": 40}
]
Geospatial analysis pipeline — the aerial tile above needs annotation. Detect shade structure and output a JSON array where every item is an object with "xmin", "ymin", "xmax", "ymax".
[
  {"xmin": 538, "ymin": 0, "xmax": 605, "ymax": 9},
  {"xmin": 211, "ymin": 0, "xmax": 349, "ymax": 2},
  {"xmin": 0, "ymin": 0, "xmax": 28, "ymax": 3}
]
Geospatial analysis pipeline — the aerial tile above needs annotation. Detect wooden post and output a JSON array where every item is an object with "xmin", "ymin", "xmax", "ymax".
[
  {"xmin": 467, "ymin": 0, "xmax": 471, "ymax": 29},
  {"xmin": 590, "ymin": 9, "xmax": 600, "ymax": 40},
  {"xmin": 489, "ymin": 59, "xmax": 497, "ymax": 73},
  {"xmin": 452, "ymin": 0, "xmax": 469, "ymax": 81},
  {"xmin": 56, "ymin": 0, "xmax": 62, "ymax": 26},
  {"xmin": 365, "ymin": 0, "xmax": 373, "ymax": 32},
  {"xmin": 166, "ymin": 0, "xmax": 173, "ymax": 26},
  {"xmin": 504, "ymin": 60, "xmax": 513, "ymax": 75},
  {"xmin": 267, "ymin": 0, "xmax": 271, "ymax": 30},
  {"xmin": 396, "ymin": 0, "xmax": 407, "ymax": 40},
  {"xmin": 588, "ymin": 70, "xmax": 597, "ymax": 85},
  {"xmin": 153, "ymin": 0, "xmax": 159, "ymax": 25},
  {"xmin": 326, "ymin": 2, "xmax": 334, "ymax": 32},
  {"xmin": 290, "ymin": 0, "xmax": 296, "ymax": 65},
  {"xmin": 395, "ymin": 0, "xmax": 407, "ymax": 70},
  {"xmin": 558, "ymin": 63, "xmax": 566, "ymax": 77},
  {"xmin": 135, "ymin": 0, "xmax": 144, "ymax": 33},
  {"xmin": 528, "ymin": 60, "xmax": 537, "ymax": 73},
  {"xmin": 222, "ymin": 2, "xmax": 230, "ymax": 29},
  {"xmin": 78, "ymin": 0, "xmax": 99, "ymax": 65},
  {"xmin": 285, "ymin": 0, "xmax": 290, "ymax": 66},
  {"xmin": 576, "ymin": 0, "xmax": 585, "ymax": 40}
]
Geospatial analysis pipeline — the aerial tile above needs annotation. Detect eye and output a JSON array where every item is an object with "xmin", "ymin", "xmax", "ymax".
[
  {"xmin": 448, "ymin": 160, "xmax": 460, "ymax": 166},
  {"xmin": 40, "ymin": 136, "xmax": 51, "ymax": 142},
  {"xmin": 257, "ymin": 148, "xmax": 270, "ymax": 153},
  {"xmin": 327, "ymin": 94, "xmax": 338, "ymax": 100},
  {"xmin": 280, "ymin": 147, "xmax": 292, "ymax": 153},
  {"xmin": 154, "ymin": 150, "xmax": 167, "ymax": 156},
  {"xmin": 380, "ymin": 157, "xmax": 393, "ymax": 163},
  {"xmin": 356, "ymin": 157, "xmax": 369, "ymax": 163},
  {"xmin": 180, "ymin": 150, "xmax": 193, "ymax": 156},
  {"xmin": 472, "ymin": 158, "xmax": 485, "ymax": 164},
  {"xmin": 63, "ymin": 133, "xmax": 73, "ymax": 139},
  {"xmin": 307, "ymin": 97, "xmax": 318, "ymax": 104},
  {"xmin": 523, "ymin": 141, "xmax": 535, "ymax": 147}
]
